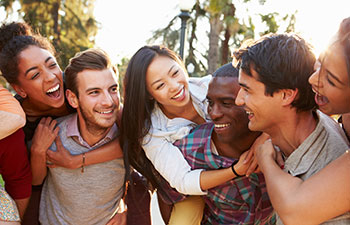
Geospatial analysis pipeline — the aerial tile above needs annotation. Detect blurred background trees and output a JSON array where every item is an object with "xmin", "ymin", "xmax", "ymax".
[
  {"xmin": 0, "ymin": 0, "xmax": 295, "ymax": 79},
  {"xmin": 1, "ymin": 0, "xmax": 98, "ymax": 68},
  {"xmin": 148, "ymin": 0, "xmax": 296, "ymax": 76}
]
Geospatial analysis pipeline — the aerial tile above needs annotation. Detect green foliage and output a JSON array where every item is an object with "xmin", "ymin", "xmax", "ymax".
[
  {"xmin": 148, "ymin": 0, "xmax": 296, "ymax": 75},
  {"xmin": 1, "ymin": 0, "xmax": 98, "ymax": 69}
]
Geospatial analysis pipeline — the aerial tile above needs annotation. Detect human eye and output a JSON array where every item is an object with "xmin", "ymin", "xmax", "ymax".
[
  {"xmin": 222, "ymin": 101, "xmax": 233, "ymax": 106},
  {"xmin": 31, "ymin": 72, "xmax": 40, "ymax": 80},
  {"xmin": 326, "ymin": 73, "xmax": 336, "ymax": 86},
  {"xmin": 172, "ymin": 70, "xmax": 179, "ymax": 77},
  {"xmin": 88, "ymin": 90, "xmax": 99, "ymax": 95},
  {"xmin": 206, "ymin": 98, "xmax": 213, "ymax": 106},
  {"xmin": 156, "ymin": 83, "xmax": 165, "ymax": 90},
  {"xmin": 111, "ymin": 85, "xmax": 119, "ymax": 93}
]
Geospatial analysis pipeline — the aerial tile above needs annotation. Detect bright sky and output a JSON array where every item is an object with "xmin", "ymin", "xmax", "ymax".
[
  {"xmin": 94, "ymin": 0, "xmax": 350, "ymax": 64},
  {"xmin": 0, "ymin": 0, "xmax": 349, "ymax": 64}
]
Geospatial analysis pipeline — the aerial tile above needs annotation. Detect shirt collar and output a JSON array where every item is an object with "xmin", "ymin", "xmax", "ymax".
[
  {"xmin": 284, "ymin": 110, "xmax": 325, "ymax": 176},
  {"xmin": 66, "ymin": 113, "xmax": 118, "ymax": 148}
]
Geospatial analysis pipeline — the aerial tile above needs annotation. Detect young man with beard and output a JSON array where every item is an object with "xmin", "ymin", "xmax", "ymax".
[
  {"xmin": 160, "ymin": 63, "xmax": 274, "ymax": 225},
  {"xmin": 235, "ymin": 34, "xmax": 350, "ymax": 224},
  {"xmin": 32, "ymin": 49, "xmax": 125, "ymax": 225}
]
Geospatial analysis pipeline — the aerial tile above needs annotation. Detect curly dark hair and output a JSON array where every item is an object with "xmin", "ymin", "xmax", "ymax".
[{"xmin": 0, "ymin": 22, "xmax": 55, "ymax": 84}]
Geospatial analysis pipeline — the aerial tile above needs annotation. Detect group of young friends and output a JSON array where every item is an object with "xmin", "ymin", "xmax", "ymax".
[{"xmin": 0, "ymin": 16, "xmax": 349, "ymax": 225}]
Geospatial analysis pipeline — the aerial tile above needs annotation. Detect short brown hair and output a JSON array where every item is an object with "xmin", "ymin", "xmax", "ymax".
[{"xmin": 64, "ymin": 48, "xmax": 116, "ymax": 96}]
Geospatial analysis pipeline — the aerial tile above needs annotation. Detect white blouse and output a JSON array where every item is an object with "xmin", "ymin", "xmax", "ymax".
[{"xmin": 142, "ymin": 75, "xmax": 212, "ymax": 195}]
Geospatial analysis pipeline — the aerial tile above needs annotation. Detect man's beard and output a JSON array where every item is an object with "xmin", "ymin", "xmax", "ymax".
[{"xmin": 79, "ymin": 105, "xmax": 114, "ymax": 136}]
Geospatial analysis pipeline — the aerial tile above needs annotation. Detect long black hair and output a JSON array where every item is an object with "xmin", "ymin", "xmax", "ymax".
[{"xmin": 121, "ymin": 45, "xmax": 185, "ymax": 198}]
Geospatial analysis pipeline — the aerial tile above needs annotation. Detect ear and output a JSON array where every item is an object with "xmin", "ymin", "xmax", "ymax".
[
  {"xmin": 66, "ymin": 89, "xmax": 79, "ymax": 109},
  {"xmin": 11, "ymin": 84, "xmax": 27, "ymax": 98},
  {"xmin": 281, "ymin": 89, "xmax": 298, "ymax": 106}
]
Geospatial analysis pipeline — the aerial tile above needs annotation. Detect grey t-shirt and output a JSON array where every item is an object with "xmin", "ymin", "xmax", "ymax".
[
  {"xmin": 276, "ymin": 111, "xmax": 350, "ymax": 225},
  {"xmin": 39, "ymin": 114, "xmax": 125, "ymax": 225}
]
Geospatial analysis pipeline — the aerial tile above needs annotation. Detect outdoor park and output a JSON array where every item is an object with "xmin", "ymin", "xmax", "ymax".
[{"xmin": 1, "ymin": 0, "xmax": 350, "ymax": 224}]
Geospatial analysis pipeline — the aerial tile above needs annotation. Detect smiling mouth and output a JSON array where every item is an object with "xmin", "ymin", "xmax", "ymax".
[
  {"xmin": 97, "ymin": 109, "xmax": 114, "ymax": 114},
  {"xmin": 171, "ymin": 87, "xmax": 185, "ymax": 100},
  {"xmin": 246, "ymin": 110, "xmax": 254, "ymax": 119},
  {"xmin": 215, "ymin": 123, "xmax": 230, "ymax": 128},
  {"xmin": 46, "ymin": 84, "xmax": 60, "ymax": 98}
]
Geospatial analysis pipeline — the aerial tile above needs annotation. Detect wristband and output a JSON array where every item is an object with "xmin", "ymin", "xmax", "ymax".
[
  {"xmin": 231, "ymin": 160, "xmax": 243, "ymax": 177},
  {"xmin": 81, "ymin": 153, "xmax": 86, "ymax": 173}
]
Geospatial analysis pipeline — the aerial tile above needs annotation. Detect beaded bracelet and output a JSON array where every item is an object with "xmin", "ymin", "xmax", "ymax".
[{"xmin": 81, "ymin": 153, "xmax": 86, "ymax": 173}]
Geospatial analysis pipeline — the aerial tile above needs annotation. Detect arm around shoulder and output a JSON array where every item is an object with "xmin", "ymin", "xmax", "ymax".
[
  {"xmin": 0, "ymin": 86, "xmax": 26, "ymax": 139},
  {"xmin": 260, "ymin": 145, "xmax": 350, "ymax": 225}
]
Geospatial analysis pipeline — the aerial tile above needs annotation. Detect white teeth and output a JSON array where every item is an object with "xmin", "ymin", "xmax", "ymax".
[
  {"xmin": 47, "ymin": 84, "xmax": 59, "ymax": 93},
  {"xmin": 246, "ymin": 111, "xmax": 253, "ymax": 116},
  {"xmin": 98, "ymin": 110, "xmax": 113, "ymax": 114},
  {"xmin": 215, "ymin": 123, "xmax": 230, "ymax": 128},
  {"xmin": 172, "ymin": 88, "xmax": 184, "ymax": 99}
]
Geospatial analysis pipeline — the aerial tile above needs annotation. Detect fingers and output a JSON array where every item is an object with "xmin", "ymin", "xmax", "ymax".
[
  {"xmin": 243, "ymin": 148, "xmax": 254, "ymax": 164},
  {"xmin": 55, "ymin": 136, "xmax": 63, "ymax": 150},
  {"xmin": 276, "ymin": 150, "xmax": 285, "ymax": 168}
]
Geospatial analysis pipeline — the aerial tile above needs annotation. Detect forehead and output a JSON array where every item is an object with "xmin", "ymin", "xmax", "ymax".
[
  {"xmin": 322, "ymin": 43, "xmax": 349, "ymax": 84},
  {"xmin": 147, "ymin": 56, "xmax": 177, "ymax": 75},
  {"xmin": 18, "ymin": 45, "xmax": 54, "ymax": 66},
  {"xmin": 208, "ymin": 76, "xmax": 240, "ymax": 96},
  {"xmin": 76, "ymin": 68, "xmax": 118, "ymax": 89}
]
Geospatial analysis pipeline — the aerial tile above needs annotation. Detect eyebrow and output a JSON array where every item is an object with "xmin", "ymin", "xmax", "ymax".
[
  {"xmin": 238, "ymin": 82, "xmax": 250, "ymax": 90},
  {"xmin": 151, "ymin": 79, "xmax": 162, "ymax": 87},
  {"xmin": 86, "ymin": 87, "xmax": 101, "ymax": 93},
  {"xmin": 168, "ymin": 65, "xmax": 175, "ymax": 75},
  {"xmin": 326, "ymin": 69, "xmax": 345, "ymax": 85},
  {"xmin": 24, "ymin": 56, "xmax": 52, "ymax": 77}
]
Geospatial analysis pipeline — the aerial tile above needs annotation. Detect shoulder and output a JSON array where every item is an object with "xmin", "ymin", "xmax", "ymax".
[{"xmin": 188, "ymin": 75, "xmax": 212, "ymax": 98}]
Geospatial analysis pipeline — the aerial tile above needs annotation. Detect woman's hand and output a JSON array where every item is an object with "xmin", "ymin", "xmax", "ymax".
[
  {"xmin": 256, "ymin": 139, "xmax": 284, "ymax": 172},
  {"xmin": 31, "ymin": 117, "xmax": 59, "ymax": 156},
  {"xmin": 47, "ymin": 136, "xmax": 80, "ymax": 169}
]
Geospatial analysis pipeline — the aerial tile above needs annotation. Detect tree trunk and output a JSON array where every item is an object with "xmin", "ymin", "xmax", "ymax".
[
  {"xmin": 52, "ymin": 0, "xmax": 61, "ymax": 48},
  {"xmin": 221, "ymin": 28, "xmax": 230, "ymax": 65},
  {"xmin": 208, "ymin": 14, "xmax": 222, "ymax": 74}
]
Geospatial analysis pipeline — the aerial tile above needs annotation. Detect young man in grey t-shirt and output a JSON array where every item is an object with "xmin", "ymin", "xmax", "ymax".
[{"xmin": 235, "ymin": 34, "xmax": 350, "ymax": 224}]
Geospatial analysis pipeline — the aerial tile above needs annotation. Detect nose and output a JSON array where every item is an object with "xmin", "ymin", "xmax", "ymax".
[
  {"xmin": 209, "ymin": 103, "xmax": 223, "ymax": 121},
  {"xmin": 169, "ymin": 78, "xmax": 180, "ymax": 92},
  {"xmin": 235, "ymin": 88, "xmax": 245, "ymax": 106},
  {"xmin": 309, "ymin": 69, "xmax": 322, "ymax": 90},
  {"xmin": 101, "ymin": 91, "xmax": 115, "ymax": 107},
  {"xmin": 44, "ymin": 70, "xmax": 57, "ymax": 83}
]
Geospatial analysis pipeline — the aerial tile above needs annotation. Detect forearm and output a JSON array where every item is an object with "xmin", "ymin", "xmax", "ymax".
[
  {"xmin": 14, "ymin": 197, "xmax": 30, "ymax": 219},
  {"xmin": 199, "ymin": 167, "xmax": 237, "ymax": 190},
  {"xmin": 84, "ymin": 137, "xmax": 123, "ymax": 166},
  {"xmin": 30, "ymin": 151, "xmax": 47, "ymax": 185},
  {"xmin": 262, "ymin": 152, "xmax": 350, "ymax": 225},
  {"xmin": 260, "ymin": 156, "xmax": 304, "ymax": 221},
  {"xmin": 0, "ymin": 112, "xmax": 25, "ymax": 139}
]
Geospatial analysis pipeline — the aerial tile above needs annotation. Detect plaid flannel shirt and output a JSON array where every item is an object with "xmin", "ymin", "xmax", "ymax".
[{"xmin": 173, "ymin": 123, "xmax": 274, "ymax": 225}]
